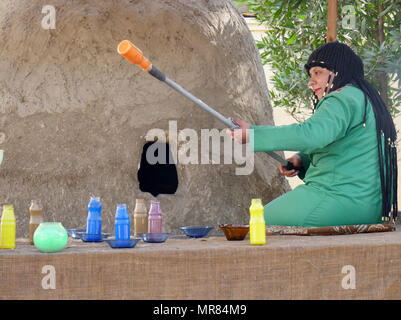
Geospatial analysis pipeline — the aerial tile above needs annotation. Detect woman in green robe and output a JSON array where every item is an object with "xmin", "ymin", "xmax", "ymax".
[{"xmin": 229, "ymin": 42, "xmax": 397, "ymax": 227}]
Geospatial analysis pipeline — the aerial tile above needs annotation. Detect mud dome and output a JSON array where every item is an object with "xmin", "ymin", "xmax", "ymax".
[{"xmin": 0, "ymin": 0, "xmax": 289, "ymax": 237}]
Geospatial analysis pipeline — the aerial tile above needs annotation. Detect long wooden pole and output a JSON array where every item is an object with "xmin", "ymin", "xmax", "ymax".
[
  {"xmin": 377, "ymin": 1, "xmax": 389, "ymax": 107},
  {"xmin": 327, "ymin": 0, "xmax": 338, "ymax": 42}
]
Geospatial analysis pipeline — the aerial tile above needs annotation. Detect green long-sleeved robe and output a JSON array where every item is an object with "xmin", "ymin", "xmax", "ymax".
[{"xmin": 251, "ymin": 85, "xmax": 382, "ymax": 227}]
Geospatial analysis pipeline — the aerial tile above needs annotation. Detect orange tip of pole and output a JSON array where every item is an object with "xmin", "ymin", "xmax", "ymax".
[{"xmin": 117, "ymin": 40, "xmax": 151, "ymax": 71}]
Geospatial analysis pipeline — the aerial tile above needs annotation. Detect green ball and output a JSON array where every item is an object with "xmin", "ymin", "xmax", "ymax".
[{"xmin": 33, "ymin": 222, "xmax": 68, "ymax": 253}]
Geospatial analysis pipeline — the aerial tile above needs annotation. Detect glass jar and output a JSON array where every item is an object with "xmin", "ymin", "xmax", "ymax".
[{"xmin": 33, "ymin": 222, "xmax": 68, "ymax": 253}]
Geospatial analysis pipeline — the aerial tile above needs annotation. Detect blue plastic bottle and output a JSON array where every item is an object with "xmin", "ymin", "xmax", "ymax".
[
  {"xmin": 86, "ymin": 196, "xmax": 102, "ymax": 240},
  {"xmin": 115, "ymin": 204, "xmax": 130, "ymax": 240}
]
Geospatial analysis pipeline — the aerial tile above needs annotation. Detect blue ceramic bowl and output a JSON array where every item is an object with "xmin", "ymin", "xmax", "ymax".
[
  {"xmin": 80, "ymin": 233, "xmax": 109, "ymax": 242},
  {"xmin": 137, "ymin": 233, "xmax": 171, "ymax": 243},
  {"xmin": 179, "ymin": 226, "xmax": 214, "ymax": 238},
  {"xmin": 105, "ymin": 238, "xmax": 141, "ymax": 248},
  {"xmin": 66, "ymin": 228, "xmax": 86, "ymax": 239}
]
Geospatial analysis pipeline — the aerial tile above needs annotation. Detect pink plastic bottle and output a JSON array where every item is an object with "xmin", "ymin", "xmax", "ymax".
[{"xmin": 148, "ymin": 200, "xmax": 162, "ymax": 233}]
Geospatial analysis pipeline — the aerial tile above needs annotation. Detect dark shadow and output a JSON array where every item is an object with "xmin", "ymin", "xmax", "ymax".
[{"xmin": 137, "ymin": 141, "xmax": 178, "ymax": 197}]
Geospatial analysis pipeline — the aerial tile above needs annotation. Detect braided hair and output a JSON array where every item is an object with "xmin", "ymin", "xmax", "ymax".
[{"xmin": 304, "ymin": 42, "xmax": 397, "ymax": 222}]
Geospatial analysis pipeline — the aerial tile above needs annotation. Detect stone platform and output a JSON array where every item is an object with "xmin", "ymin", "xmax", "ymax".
[{"xmin": 0, "ymin": 227, "xmax": 400, "ymax": 299}]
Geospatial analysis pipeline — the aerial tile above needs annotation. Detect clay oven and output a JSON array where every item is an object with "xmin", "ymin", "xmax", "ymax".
[{"xmin": 0, "ymin": 0, "xmax": 289, "ymax": 236}]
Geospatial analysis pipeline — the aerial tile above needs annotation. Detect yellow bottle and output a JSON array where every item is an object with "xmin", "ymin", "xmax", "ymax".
[
  {"xmin": 0, "ymin": 205, "xmax": 16, "ymax": 249},
  {"xmin": 249, "ymin": 199, "xmax": 266, "ymax": 245}
]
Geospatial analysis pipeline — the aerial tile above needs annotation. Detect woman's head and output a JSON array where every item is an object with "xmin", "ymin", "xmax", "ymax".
[{"xmin": 305, "ymin": 42, "xmax": 364, "ymax": 101}]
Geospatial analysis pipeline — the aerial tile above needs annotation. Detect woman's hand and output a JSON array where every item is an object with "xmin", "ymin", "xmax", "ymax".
[
  {"xmin": 226, "ymin": 118, "xmax": 251, "ymax": 144},
  {"xmin": 279, "ymin": 154, "xmax": 303, "ymax": 177}
]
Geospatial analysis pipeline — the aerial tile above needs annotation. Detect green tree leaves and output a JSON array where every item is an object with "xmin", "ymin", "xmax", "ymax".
[{"xmin": 234, "ymin": 0, "xmax": 401, "ymax": 119}]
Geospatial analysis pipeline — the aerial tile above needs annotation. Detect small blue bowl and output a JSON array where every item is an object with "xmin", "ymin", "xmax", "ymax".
[
  {"xmin": 105, "ymin": 238, "xmax": 141, "ymax": 248},
  {"xmin": 179, "ymin": 226, "xmax": 214, "ymax": 238},
  {"xmin": 137, "ymin": 233, "xmax": 171, "ymax": 243},
  {"xmin": 66, "ymin": 228, "xmax": 86, "ymax": 239},
  {"xmin": 80, "ymin": 233, "xmax": 109, "ymax": 242}
]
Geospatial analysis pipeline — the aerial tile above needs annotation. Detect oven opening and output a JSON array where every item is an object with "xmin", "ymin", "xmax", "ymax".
[{"xmin": 137, "ymin": 141, "xmax": 178, "ymax": 197}]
